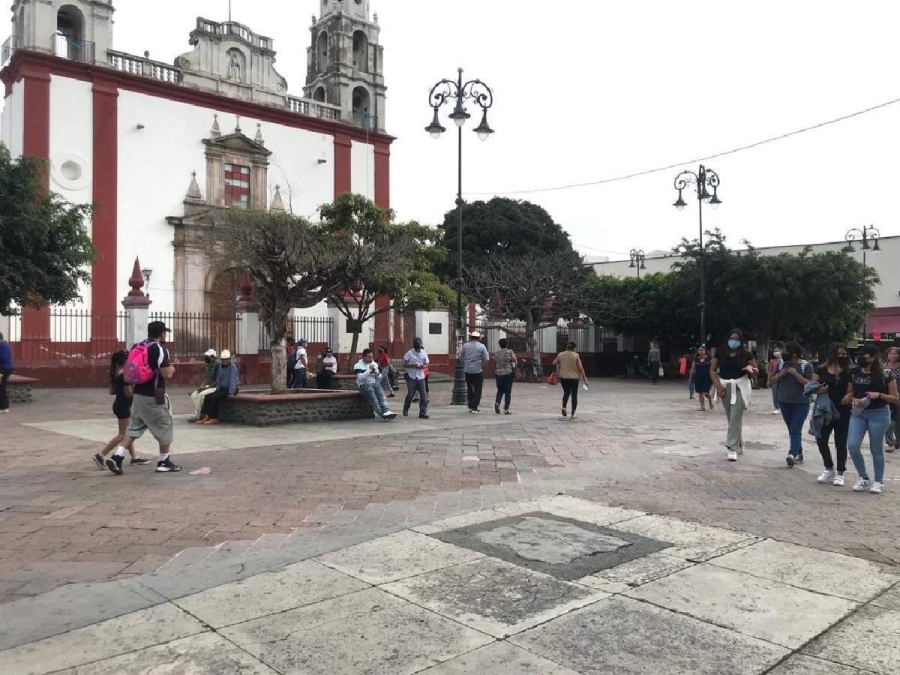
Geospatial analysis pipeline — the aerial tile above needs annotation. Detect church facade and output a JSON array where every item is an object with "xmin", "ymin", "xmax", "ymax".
[{"xmin": 0, "ymin": 0, "xmax": 394, "ymax": 340}]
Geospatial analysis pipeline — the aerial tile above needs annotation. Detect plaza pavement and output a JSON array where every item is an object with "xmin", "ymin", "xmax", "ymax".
[{"xmin": 0, "ymin": 380, "xmax": 899, "ymax": 673}]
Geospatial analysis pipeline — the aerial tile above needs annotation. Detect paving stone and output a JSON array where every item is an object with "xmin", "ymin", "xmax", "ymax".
[
  {"xmin": 383, "ymin": 557, "xmax": 608, "ymax": 638},
  {"xmin": 54, "ymin": 632, "xmax": 277, "ymax": 674},
  {"xmin": 626, "ymin": 564, "xmax": 858, "ymax": 648},
  {"xmin": 315, "ymin": 529, "xmax": 484, "ymax": 584},
  {"xmin": 803, "ymin": 605, "xmax": 900, "ymax": 674},
  {"xmin": 872, "ymin": 581, "xmax": 900, "ymax": 612},
  {"xmin": 496, "ymin": 495, "xmax": 645, "ymax": 527},
  {"xmin": 577, "ymin": 551, "xmax": 695, "ymax": 592},
  {"xmin": 422, "ymin": 641, "xmax": 581, "ymax": 674},
  {"xmin": 0, "ymin": 602, "xmax": 206, "ymax": 674},
  {"xmin": 709, "ymin": 539, "xmax": 899, "ymax": 602},
  {"xmin": 175, "ymin": 559, "xmax": 368, "ymax": 628},
  {"xmin": 769, "ymin": 655, "xmax": 870, "ymax": 674},
  {"xmin": 610, "ymin": 514, "xmax": 761, "ymax": 561},
  {"xmin": 510, "ymin": 596, "xmax": 789, "ymax": 675},
  {"xmin": 411, "ymin": 508, "xmax": 507, "ymax": 535},
  {"xmin": 220, "ymin": 588, "xmax": 492, "ymax": 675}
]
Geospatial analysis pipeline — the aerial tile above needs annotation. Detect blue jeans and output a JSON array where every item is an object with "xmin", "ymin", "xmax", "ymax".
[
  {"xmin": 688, "ymin": 380, "xmax": 695, "ymax": 398},
  {"xmin": 292, "ymin": 368, "xmax": 307, "ymax": 389},
  {"xmin": 404, "ymin": 376, "xmax": 428, "ymax": 416},
  {"xmin": 780, "ymin": 401, "xmax": 810, "ymax": 457},
  {"xmin": 848, "ymin": 407, "xmax": 891, "ymax": 482},
  {"xmin": 495, "ymin": 373, "xmax": 513, "ymax": 410},
  {"xmin": 771, "ymin": 382, "xmax": 779, "ymax": 409},
  {"xmin": 359, "ymin": 382, "xmax": 391, "ymax": 418}
]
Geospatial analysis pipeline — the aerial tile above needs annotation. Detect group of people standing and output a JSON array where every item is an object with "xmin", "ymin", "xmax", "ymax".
[{"xmin": 704, "ymin": 330, "xmax": 899, "ymax": 494}]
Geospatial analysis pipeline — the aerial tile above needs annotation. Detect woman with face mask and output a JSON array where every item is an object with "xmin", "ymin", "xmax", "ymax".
[
  {"xmin": 771, "ymin": 342, "xmax": 814, "ymax": 467},
  {"xmin": 767, "ymin": 347, "xmax": 784, "ymax": 415},
  {"xmin": 811, "ymin": 346, "xmax": 852, "ymax": 485},
  {"xmin": 885, "ymin": 347, "xmax": 900, "ymax": 451},
  {"xmin": 710, "ymin": 329, "xmax": 759, "ymax": 461},
  {"xmin": 843, "ymin": 345, "xmax": 899, "ymax": 494}
]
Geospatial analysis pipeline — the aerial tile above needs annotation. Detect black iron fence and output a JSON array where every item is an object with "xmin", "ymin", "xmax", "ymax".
[
  {"xmin": 149, "ymin": 312, "xmax": 240, "ymax": 357},
  {"xmin": 260, "ymin": 316, "xmax": 335, "ymax": 353},
  {"xmin": 6, "ymin": 309, "xmax": 127, "ymax": 361}
]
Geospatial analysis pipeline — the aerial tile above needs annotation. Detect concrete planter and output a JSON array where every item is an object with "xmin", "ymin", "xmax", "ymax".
[{"xmin": 219, "ymin": 389, "xmax": 373, "ymax": 426}]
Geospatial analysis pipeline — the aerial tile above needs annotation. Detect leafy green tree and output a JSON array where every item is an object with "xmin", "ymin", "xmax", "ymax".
[
  {"xmin": 0, "ymin": 145, "xmax": 95, "ymax": 315},
  {"xmin": 319, "ymin": 194, "xmax": 454, "ymax": 367}
]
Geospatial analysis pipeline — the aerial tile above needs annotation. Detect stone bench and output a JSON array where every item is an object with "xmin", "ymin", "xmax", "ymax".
[
  {"xmin": 219, "ymin": 389, "xmax": 373, "ymax": 427},
  {"xmin": 7, "ymin": 374, "xmax": 39, "ymax": 403}
]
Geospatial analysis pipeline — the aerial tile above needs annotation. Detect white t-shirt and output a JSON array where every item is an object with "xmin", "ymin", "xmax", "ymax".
[
  {"xmin": 404, "ymin": 348, "xmax": 429, "ymax": 380},
  {"xmin": 294, "ymin": 346, "xmax": 308, "ymax": 369},
  {"xmin": 322, "ymin": 355, "xmax": 338, "ymax": 373}
]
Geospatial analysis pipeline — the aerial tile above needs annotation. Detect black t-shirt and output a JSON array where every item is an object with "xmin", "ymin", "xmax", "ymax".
[
  {"xmin": 716, "ymin": 349, "xmax": 754, "ymax": 380},
  {"xmin": 133, "ymin": 342, "xmax": 170, "ymax": 397},
  {"xmin": 816, "ymin": 366, "xmax": 850, "ymax": 409},
  {"xmin": 851, "ymin": 367, "xmax": 895, "ymax": 410}
]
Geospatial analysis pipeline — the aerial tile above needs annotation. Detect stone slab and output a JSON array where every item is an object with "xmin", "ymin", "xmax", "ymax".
[
  {"xmin": 175, "ymin": 560, "xmax": 369, "ymax": 628},
  {"xmin": 626, "ymin": 564, "xmax": 858, "ymax": 648},
  {"xmin": 432, "ymin": 511, "xmax": 670, "ymax": 581},
  {"xmin": 803, "ymin": 605, "xmax": 900, "ymax": 674},
  {"xmin": 510, "ymin": 596, "xmax": 789, "ymax": 675},
  {"xmin": 710, "ymin": 538, "xmax": 899, "ymax": 602},
  {"xmin": 494, "ymin": 495, "xmax": 645, "ymax": 527},
  {"xmin": 412, "ymin": 508, "xmax": 511, "ymax": 535},
  {"xmin": 0, "ymin": 602, "xmax": 207, "ymax": 675},
  {"xmin": 873, "ymin": 581, "xmax": 900, "ymax": 612},
  {"xmin": 54, "ymin": 632, "xmax": 277, "ymax": 674},
  {"xmin": 769, "ymin": 655, "xmax": 869, "ymax": 674},
  {"xmin": 315, "ymin": 529, "xmax": 484, "ymax": 585},
  {"xmin": 610, "ymin": 514, "xmax": 761, "ymax": 561},
  {"xmin": 423, "ymin": 641, "xmax": 581, "ymax": 674},
  {"xmin": 382, "ymin": 557, "xmax": 608, "ymax": 638},
  {"xmin": 220, "ymin": 588, "xmax": 492, "ymax": 675},
  {"xmin": 578, "ymin": 551, "xmax": 695, "ymax": 593}
]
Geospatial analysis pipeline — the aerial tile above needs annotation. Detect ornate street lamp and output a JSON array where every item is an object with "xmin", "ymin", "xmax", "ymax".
[
  {"xmin": 844, "ymin": 225, "xmax": 880, "ymax": 344},
  {"xmin": 629, "ymin": 249, "xmax": 646, "ymax": 279},
  {"xmin": 425, "ymin": 68, "xmax": 495, "ymax": 406},
  {"xmin": 673, "ymin": 165, "xmax": 722, "ymax": 346}
]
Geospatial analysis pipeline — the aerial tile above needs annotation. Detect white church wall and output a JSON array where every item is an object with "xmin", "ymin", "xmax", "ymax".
[
  {"xmin": 415, "ymin": 310, "xmax": 450, "ymax": 355},
  {"xmin": 350, "ymin": 140, "xmax": 374, "ymax": 200},
  {"xmin": 116, "ymin": 88, "xmax": 338, "ymax": 312},
  {"xmin": 1, "ymin": 80, "xmax": 25, "ymax": 158}
]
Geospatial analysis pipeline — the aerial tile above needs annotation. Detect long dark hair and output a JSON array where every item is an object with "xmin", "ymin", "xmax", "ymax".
[
  {"xmin": 860, "ymin": 345, "xmax": 885, "ymax": 387},
  {"xmin": 825, "ymin": 345, "xmax": 850, "ymax": 378},
  {"xmin": 110, "ymin": 350, "xmax": 128, "ymax": 387}
]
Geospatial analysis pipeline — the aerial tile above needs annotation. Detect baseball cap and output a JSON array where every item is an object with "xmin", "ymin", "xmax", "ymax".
[
  {"xmin": 204, "ymin": 349, "xmax": 217, "ymax": 358},
  {"xmin": 413, "ymin": 336, "xmax": 423, "ymax": 346},
  {"xmin": 298, "ymin": 338, "xmax": 308, "ymax": 346},
  {"xmin": 148, "ymin": 321, "xmax": 170, "ymax": 338}
]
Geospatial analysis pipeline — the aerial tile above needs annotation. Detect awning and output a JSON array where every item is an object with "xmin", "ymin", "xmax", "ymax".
[{"xmin": 866, "ymin": 307, "xmax": 900, "ymax": 334}]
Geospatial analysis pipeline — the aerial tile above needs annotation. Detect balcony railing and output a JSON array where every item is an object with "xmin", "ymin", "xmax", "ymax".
[
  {"xmin": 287, "ymin": 95, "xmax": 342, "ymax": 121},
  {"xmin": 2, "ymin": 35, "xmax": 16, "ymax": 67},
  {"xmin": 193, "ymin": 18, "xmax": 274, "ymax": 51},
  {"xmin": 52, "ymin": 33, "xmax": 94, "ymax": 63},
  {"xmin": 108, "ymin": 50, "xmax": 180, "ymax": 84}
]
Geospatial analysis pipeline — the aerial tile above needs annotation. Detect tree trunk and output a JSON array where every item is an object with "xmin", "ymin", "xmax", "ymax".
[
  {"xmin": 526, "ymin": 316, "xmax": 542, "ymax": 377},
  {"xmin": 270, "ymin": 342, "xmax": 287, "ymax": 393},
  {"xmin": 347, "ymin": 330, "xmax": 361, "ymax": 374}
]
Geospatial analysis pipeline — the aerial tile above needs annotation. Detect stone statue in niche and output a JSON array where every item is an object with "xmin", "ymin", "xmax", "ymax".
[{"xmin": 228, "ymin": 50, "xmax": 243, "ymax": 81}]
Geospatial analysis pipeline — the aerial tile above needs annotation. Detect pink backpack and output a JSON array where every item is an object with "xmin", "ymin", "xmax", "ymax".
[{"xmin": 123, "ymin": 340, "xmax": 161, "ymax": 385}]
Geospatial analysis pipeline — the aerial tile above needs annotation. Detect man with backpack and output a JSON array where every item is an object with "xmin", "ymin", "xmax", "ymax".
[{"xmin": 107, "ymin": 321, "xmax": 181, "ymax": 474}]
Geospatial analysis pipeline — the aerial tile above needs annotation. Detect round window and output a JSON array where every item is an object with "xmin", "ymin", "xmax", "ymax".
[{"xmin": 61, "ymin": 160, "xmax": 82, "ymax": 181}]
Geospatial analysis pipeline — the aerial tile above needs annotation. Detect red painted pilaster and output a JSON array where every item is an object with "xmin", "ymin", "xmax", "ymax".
[
  {"xmin": 20, "ymin": 64, "xmax": 51, "ymax": 340},
  {"xmin": 373, "ymin": 141, "xmax": 392, "ymax": 343},
  {"xmin": 91, "ymin": 76, "xmax": 118, "ymax": 328},
  {"xmin": 333, "ymin": 133, "xmax": 352, "ymax": 197}
]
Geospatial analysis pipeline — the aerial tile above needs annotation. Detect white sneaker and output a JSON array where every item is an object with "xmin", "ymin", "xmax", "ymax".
[
  {"xmin": 727, "ymin": 450, "xmax": 738, "ymax": 462},
  {"xmin": 817, "ymin": 469, "xmax": 836, "ymax": 484},
  {"xmin": 833, "ymin": 474, "xmax": 845, "ymax": 487},
  {"xmin": 870, "ymin": 482, "xmax": 884, "ymax": 494},
  {"xmin": 852, "ymin": 478, "xmax": 870, "ymax": 492},
  {"xmin": 771, "ymin": 409, "xmax": 781, "ymax": 415}
]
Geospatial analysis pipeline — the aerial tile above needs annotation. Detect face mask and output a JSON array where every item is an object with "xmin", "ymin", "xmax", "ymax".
[
  {"xmin": 858, "ymin": 357, "xmax": 871, "ymax": 367},
  {"xmin": 773, "ymin": 351, "xmax": 781, "ymax": 359},
  {"xmin": 838, "ymin": 356, "xmax": 850, "ymax": 366},
  {"xmin": 727, "ymin": 339, "xmax": 741, "ymax": 350}
]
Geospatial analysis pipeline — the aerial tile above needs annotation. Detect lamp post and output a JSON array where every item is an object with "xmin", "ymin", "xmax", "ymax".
[
  {"xmin": 843, "ymin": 225, "xmax": 880, "ymax": 344},
  {"xmin": 629, "ymin": 249, "xmax": 646, "ymax": 279},
  {"xmin": 673, "ymin": 165, "xmax": 721, "ymax": 346},
  {"xmin": 141, "ymin": 268, "xmax": 153, "ymax": 296},
  {"xmin": 425, "ymin": 68, "xmax": 495, "ymax": 406}
]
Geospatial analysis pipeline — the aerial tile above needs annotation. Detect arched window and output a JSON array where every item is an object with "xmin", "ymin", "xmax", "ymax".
[
  {"xmin": 313, "ymin": 86, "xmax": 326, "ymax": 103},
  {"xmin": 352, "ymin": 86, "xmax": 371, "ymax": 127},
  {"xmin": 316, "ymin": 32, "xmax": 328, "ymax": 73},
  {"xmin": 352, "ymin": 30, "xmax": 368, "ymax": 72},
  {"xmin": 56, "ymin": 5, "xmax": 88, "ymax": 61}
]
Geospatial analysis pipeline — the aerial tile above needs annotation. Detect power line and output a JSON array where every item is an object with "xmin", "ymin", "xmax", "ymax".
[{"xmin": 467, "ymin": 94, "xmax": 900, "ymax": 197}]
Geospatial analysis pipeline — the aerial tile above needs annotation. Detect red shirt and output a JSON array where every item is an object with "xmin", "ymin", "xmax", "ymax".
[{"xmin": 378, "ymin": 353, "xmax": 390, "ymax": 368}]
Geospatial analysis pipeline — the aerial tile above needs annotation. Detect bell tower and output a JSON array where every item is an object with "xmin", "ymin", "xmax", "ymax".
[
  {"xmin": 304, "ymin": 0, "xmax": 386, "ymax": 132},
  {"xmin": 10, "ymin": 0, "xmax": 114, "ymax": 62}
]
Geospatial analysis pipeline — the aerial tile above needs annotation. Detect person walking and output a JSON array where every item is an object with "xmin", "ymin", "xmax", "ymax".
[
  {"xmin": 93, "ymin": 351, "xmax": 151, "ymax": 470},
  {"xmin": 108, "ymin": 321, "xmax": 181, "ymax": 474},
  {"xmin": 845, "ymin": 345, "xmax": 898, "ymax": 494},
  {"xmin": 291, "ymin": 338, "xmax": 309, "ymax": 389},
  {"xmin": 648, "ymin": 342, "xmax": 661, "ymax": 385},
  {"xmin": 771, "ymin": 342, "xmax": 814, "ymax": 467},
  {"xmin": 354, "ymin": 349, "xmax": 398, "ymax": 420},
  {"xmin": 0, "ymin": 332, "xmax": 12, "ymax": 414},
  {"xmin": 459, "ymin": 331, "xmax": 490, "ymax": 413},
  {"xmin": 317, "ymin": 348, "xmax": 338, "ymax": 389},
  {"xmin": 403, "ymin": 337, "xmax": 429, "ymax": 419},
  {"xmin": 197, "ymin": 350, "xmax": 240, "ymax": 425},
  {"xmin": 188, "ymin": 349, "xmax": 218, "ymax": 423},
  {"xmin": 767, "ymin": 347, "xmax": 784, "ymax": 415},
  {"xmin": 493, "ymin": 338, "xmax": 516, "ymax": 415},
  {"xmin": 885, "ymin": 346, "xmax": 900, "ymax": 452},
  {"xmin": 680, "ymin": 350, "xmax": 695, "ymax": 399},
  {"xmin": 553, "ymin": 341, "xmax": 588, "ymax": 420},
  {"xmin": 377, "ymin": 345, "xmax": 399, "ymax": 397},
  {"xmin": 811, "ymin": 346, "xmax": 852, "ymax": 485},
  {"xmin": 689, "ymin": 345, "xmax": 714, "ymax": 411},
  {"xmin": 711, "ymin": 329, "xmax": 759, "ymax": 462}
]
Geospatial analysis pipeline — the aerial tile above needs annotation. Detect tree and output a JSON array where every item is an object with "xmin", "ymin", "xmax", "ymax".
[
  {"xmin": 437, "ymin": 197, "xmax": 574, "ymax": 283},
  {"xmin": 319, "ymin": 194, "xmax": 454, "ymax": 367},
  {"xmin": 0, "ymin": 145, "xmax": 95, "ymax": 315},
  {"xmin": 212, "ymin": 208, "xmax": 347, "ymax": 392}
]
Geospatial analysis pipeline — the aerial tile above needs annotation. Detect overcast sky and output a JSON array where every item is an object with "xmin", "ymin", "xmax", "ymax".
[{"xmin": 16, "ymin": 0, "xmax": 900, "ymax": 260}]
